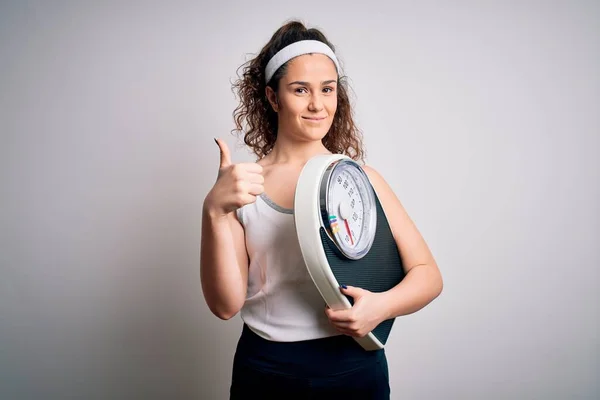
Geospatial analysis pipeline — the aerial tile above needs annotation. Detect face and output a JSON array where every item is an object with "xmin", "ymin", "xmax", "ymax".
[{"xmin": 267, "ymin": 53, "xmax": 338, "ymax": 142}]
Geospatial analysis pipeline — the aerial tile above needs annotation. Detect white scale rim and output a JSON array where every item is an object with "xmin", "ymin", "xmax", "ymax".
[{"xmin": 294, "ymin": 153, "xmax": 384, "ymax": 351}]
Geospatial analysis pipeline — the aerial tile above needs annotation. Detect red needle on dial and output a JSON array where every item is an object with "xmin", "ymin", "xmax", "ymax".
[{"xmin": 344, "ymin": 219, "xmax": 354, "ymax": 245}]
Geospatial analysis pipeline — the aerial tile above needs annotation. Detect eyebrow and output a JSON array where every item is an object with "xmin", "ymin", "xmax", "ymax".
[{"xmin": 288, "ymin": 80, "xmax": 337, "ymax": 86}]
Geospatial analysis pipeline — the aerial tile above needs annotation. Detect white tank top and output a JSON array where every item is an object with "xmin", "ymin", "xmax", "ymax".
[{"xmin": 236, "ymin": 193, "xmax": 339, "ymax": 342}]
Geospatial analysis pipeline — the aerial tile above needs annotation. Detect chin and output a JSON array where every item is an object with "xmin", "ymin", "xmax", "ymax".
[
  {"xmin": 301, "ymin": 129, "xmax": 329, "ymax": 142},
  {"xmin": 300, "ymin": 124, "xmax": 333, "ymax": 140}
]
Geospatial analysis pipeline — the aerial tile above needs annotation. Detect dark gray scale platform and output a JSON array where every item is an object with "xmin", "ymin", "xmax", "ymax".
[{"xmin": 319, "ymin": 195, "xmax": 405, "ymax": 345}]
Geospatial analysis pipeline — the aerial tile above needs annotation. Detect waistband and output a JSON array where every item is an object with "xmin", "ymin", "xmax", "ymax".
[{"xmin": 233, "ymin": 324, "xmax": 385, "ymax": 378}]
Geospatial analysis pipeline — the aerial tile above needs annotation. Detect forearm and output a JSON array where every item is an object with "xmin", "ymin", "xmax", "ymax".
[
  {"xmin": 381, "ymin": 264, "xmax": 443, "ymax": 320},
  {"xmin": 200, "ymin": 207, "xmax": 246, "ymax": 320}
]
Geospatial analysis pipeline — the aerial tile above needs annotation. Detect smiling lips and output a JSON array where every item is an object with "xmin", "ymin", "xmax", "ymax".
[{"xmin": 303, "ymin": 116, "xmax": 327, "ymax": 121}]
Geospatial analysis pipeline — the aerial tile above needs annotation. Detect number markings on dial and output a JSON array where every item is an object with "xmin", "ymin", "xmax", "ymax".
[
  {"xmin": 330, "ymin": 170, "xmax": 366, "ymax": 250},
  {"xmin": 324, "ymin": 161, "xmax": 377, "ymax": 260}
]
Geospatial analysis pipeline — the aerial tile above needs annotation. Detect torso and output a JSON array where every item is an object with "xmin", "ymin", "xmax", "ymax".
[{"xmin": 237, "ymin": 158, "xmax": 341, "ymax": 342}]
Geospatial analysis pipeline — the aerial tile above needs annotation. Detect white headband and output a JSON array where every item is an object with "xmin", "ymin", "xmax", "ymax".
[{"xmin": 265, "ymin": 40, "xmax": 340, "ymax": 84}]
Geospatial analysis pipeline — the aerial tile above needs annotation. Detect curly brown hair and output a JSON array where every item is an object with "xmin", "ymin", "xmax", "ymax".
[{"xmin": 231, "ymin": 20, "xmax": 365, "ymax": 163}]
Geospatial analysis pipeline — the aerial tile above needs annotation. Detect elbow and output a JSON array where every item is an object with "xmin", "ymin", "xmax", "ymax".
[
  {"xmin": 209, "ymin": 301, "xmax": 243, "ymax": 321},
  {"xmin": 421, "ymin": 262, "xmax": 443, "ymax": 300},
  {"xmin": 433, "ymin": 269, "xmax": 444, "ymax": 298},
  {"xmin": 214, "ymin": 308, "xmax": 238, "ymax": 321},
  {"xmin": 435, "ymin": 280, "xmax": 444, "ymax": 298},
  {"xmin": 201, "ymin": 279, "xmax": 246, "ymax": 321}
]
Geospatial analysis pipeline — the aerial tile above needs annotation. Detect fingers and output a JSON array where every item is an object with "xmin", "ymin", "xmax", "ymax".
[
  {"xmin": 247, "ymin": 173, "xmax": 264, "ymax": 186},
  {"xmin": 215, "ymin": 138, "xmax": 232, "ymax": 168},
  {"xmin": 236, "ymin": 165, "xmax": 264, "ymax": 187},
  {"xmin": 239, "ymin": 163, "xmax": 263, "ymax": 175},
  {"xmin": 339, "ymin": 285, "xmax": 364, "ymax": 299},
  {"xmin": 326, "ymin": 315, "xmax": 361, "ymax": 337},
  {"xmin": 211, "ymin": 138, "xmax": 265, "ymax": 206},
  {"xmin": 325, "ymin": 307, "xmax": 353, "ymax": 322},
  {"xmin": 247, "ymin": 183, "xmax": 264, "ymax": 196},
  {"xmin": 230, "ymin": 165, "xmax": 264, "ymax": 196},
  {"xmin": 241, "ymin": 193, "xmax": 259, "ymax": 205},
  {"xmin": 325, "ymin": 310, "xmax": 367, "ymax": 338},
  {"xmin": 333, "ymin": 327, "xmax": 356, "ymax": 337},
  {"xmin": 213, "ymin": 137, "xmax": 263, "ymax": 175},
  {"xmin": 329, "ymin": 320, "xmax": 353, "ymax": 328},
  {"xmin": 228, "ymin": 163, "xmax": 263, "ymax": 177}
]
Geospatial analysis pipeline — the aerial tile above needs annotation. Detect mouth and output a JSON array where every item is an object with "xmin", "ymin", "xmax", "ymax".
[{"xmin": 302, "ymin": 116, "xmax": 327, "ymax": 121}]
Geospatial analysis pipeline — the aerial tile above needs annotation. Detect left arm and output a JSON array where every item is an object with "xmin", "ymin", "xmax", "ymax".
[
  {"xmin": 363, "ymin": 165, "xmax": 443, "ymax": 320},
  {"xmin": 325, "ymin": 165, "xmax": 443, "ymax": 337}
]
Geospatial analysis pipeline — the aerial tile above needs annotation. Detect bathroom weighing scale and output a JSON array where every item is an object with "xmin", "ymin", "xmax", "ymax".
[{"xmin": 294, "ymin": 154, "xmax": 406, "ymax": 351}]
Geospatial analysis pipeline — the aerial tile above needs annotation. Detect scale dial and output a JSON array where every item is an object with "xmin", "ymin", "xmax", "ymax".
[{"xmin": 320, "ymin": 160, "xmax": 377, "ymax": 260}]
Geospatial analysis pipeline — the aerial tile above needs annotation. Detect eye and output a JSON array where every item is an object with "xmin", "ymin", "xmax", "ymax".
[
  {"xmin": 295, "ymin": 87, "xmax": 308, "ymax": 94},
  {"xmin": 323, "ymin": 86, "xmax": 335, "ymax": 93}
]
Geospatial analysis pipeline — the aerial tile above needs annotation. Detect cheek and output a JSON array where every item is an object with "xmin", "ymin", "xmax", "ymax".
[
  {"xmin": 327, "ymin": 97, "xmax": 338, "ymax": 115},
  {"xmin": 280, "ymin": 98, "xmax": 304, "ymax": 116}
]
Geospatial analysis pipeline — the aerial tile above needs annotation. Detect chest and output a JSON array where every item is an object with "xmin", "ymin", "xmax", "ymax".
[{"xmin": 262, "ymin": 166, "xmax": 303, "ymax": 210}]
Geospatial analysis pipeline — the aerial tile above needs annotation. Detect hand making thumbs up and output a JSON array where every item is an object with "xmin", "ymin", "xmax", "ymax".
[{"xmin": 204, "ymin": 138, "xmax": 265, "ymax": 218}]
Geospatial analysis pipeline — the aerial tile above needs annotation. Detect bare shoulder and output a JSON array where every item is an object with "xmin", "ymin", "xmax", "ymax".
[
  {"xmin": 361, "ymin": 164, "xmax": 408, "ymax": 231},
  {"xmin": 361, "ymin": 165, "xmax": 400, "ymax": 213},
  {"xmin": 361, "ymin": 164, "xmax": 437, "ymax": 272},
  {"xmin": 361, "ymin": 165, "xmax": 387, "ymax": 190}
]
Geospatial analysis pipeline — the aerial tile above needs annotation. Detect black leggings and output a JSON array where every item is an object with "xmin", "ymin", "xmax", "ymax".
[{"xmin": 229, "ymin": 324, "xmax": 390, "ymax": 399}]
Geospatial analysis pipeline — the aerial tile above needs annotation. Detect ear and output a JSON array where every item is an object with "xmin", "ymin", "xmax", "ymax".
[{"xmin": 265, "ymin": 86, "xmax": 279, "ymax": 112}]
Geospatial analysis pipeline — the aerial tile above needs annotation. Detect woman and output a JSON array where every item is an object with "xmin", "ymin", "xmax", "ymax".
[{"xmin": 200, "ymin": 20, "xmax": 443, "ymax": 399}]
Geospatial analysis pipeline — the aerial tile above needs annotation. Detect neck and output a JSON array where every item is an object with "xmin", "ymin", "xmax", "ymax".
[{"xmin": 266, "ymin": 134, "xmax": 331, "ymax": 166}]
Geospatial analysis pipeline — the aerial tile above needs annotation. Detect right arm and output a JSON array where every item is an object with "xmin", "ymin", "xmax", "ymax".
[
  {"xmin": 200, "ymin": 205, "xmax": 248, "ymax": 320},
  {"xmin": 199, "ymin": 138, "xmax": 263, "ymax": 320}
]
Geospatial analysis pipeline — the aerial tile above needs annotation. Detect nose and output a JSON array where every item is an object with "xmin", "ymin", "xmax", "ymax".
[{"xmin": 308, "ymin": 93, "xmax": 324, "ymax": 111}]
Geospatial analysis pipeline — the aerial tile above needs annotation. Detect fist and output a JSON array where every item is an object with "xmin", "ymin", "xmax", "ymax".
[{"xmin": 204, "ymin": 138, "xmax": 264, "ymax": 218}]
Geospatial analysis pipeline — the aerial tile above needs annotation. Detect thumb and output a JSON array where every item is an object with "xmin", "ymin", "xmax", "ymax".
[
  {"xmin": 339, "ymin": 284, "xmax": 365, "ymax": 299},
  {"xmin": 214, "ymin": 138, "xmax": 232, "ymax": 168}
]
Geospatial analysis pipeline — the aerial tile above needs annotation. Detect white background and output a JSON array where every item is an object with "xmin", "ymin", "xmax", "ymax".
[{"xmin": 1, "ymin": 1, "xmax": 598, "ymax": 399}]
